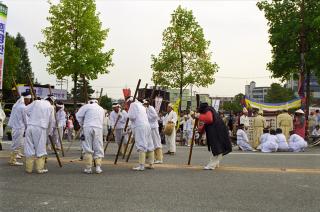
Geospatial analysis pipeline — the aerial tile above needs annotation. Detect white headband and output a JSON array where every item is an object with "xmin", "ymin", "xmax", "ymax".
[
  {"xmin": 24, "ymin": 95, "xmax": 32, "ymax": 99},
  {"xmin": 126, "ymin": 96, "xmax": 134, "ymax": 102}
]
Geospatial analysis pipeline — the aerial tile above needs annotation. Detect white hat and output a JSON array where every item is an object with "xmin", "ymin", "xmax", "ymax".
[
  {"xmin": 295, "ymin": 109, "xmax": 304, "ymax": 114},
  {"xmin": 168, "ymin": 103, "xmax": 173, "ymax": 108},
  {"xmin": 126, "ymin": 96, "xmax": 134, "ymax": 102},
  {"xmin": 258, "ymin": 110, "xmax": 263, "ymax": 115},
  {"xmin": 143, "ymin": 99, "xmax": 149, "ymax": 104},
  {"xmin": 243, "ymin": 107, "xmax": 248, "ymax": 113}
]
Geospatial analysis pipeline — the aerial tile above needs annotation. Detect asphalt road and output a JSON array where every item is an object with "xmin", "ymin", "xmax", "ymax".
[{"xmin": 0, "ymin": 141, "xmax": 320, "ymax": 212}]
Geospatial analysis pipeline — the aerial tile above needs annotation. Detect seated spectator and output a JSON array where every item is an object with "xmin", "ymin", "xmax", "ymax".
[
  {"xmin": 276, "ymin": 128, "xmax": 289, "ymax": 152},
  {"xmin": 257, "ymin": 128, "xmax": 270, "ymax": 150},
  {"xmin": 237, "ymin": 124, "xmax": 256, "ymax": 151},
  {"xmin": 288, "ymin": 130, "xmax": 308, "ymax": 152},
  {"xmin": 311, "ymin": 125, "xmax": 320, "ymax": 138},
  {"xmin": 261, "ymin": 129, "xmax": 278, "ymax": 153}
]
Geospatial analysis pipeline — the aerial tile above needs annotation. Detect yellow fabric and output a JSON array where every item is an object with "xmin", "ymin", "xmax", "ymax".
[
  {"xmin": 253, "ymin": 115, "xmax": 267, "ymax": 148},
  {"xmin": 8, "ymin": 152, "xmax": 16, "ymax": 165},
  {"xmin": 84, "ymin": 153, "xmax": 93, "ymax": 169},
  {"xmin": 154, "ymin": 148, "xmax": 163, "ymax": 161},
  {"xmin": 245, "ymin": 98, "xmax": 301, "ymax": 111},
  {"xmin": 277, "ymin": 113, "xmax": 293, "ymax": 140},
  {"xmin": 25, "ymin": 157, "xmax": 34, "ymax": 173},
  {"xmin": 146, "ymin": 151, "xmax": 154, "ymax": 165},
  {"xmin": 172, "ymin": 98, "xmax": 181, "ymax": 128},
  {"xmin": 95, "ymin": 158, "xmax": 102, "ymax": 167},
  {"xmin": 35, "ymin": 157, "xmax": 46, "ymax": 173},
  {"xmin": 138, "ymin": 152, "xmax": 146, "ymax": 165}
]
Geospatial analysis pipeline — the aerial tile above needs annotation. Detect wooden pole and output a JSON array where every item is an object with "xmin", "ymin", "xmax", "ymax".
[
  {"xmin": 114, "ymin": 79, "xmax": 141, "ymax": 164},
  {"xmin": 48, "ymin": 135, "xmax": 63, "ymax": 167},
  {"xmin": 98, "ymin": 88, "xmax": 103, "ymax": 104},
  {"xmin": 27, "ymin": 74, "xmax": 36, "ymax": 101},
  {"xmin": 124, "ymin": 83, "xmax": 148, "ymax": 161},
  {"xmin": 103, "ymin": 115, "xmax": 120, "ymax": 153},
  {"xmin": 187, "ymin": 94, "xmax": 200, "ymax": 165},
  {"xmin": 48, "ymin": 84, "xmax": 65, "ymax": 157}
]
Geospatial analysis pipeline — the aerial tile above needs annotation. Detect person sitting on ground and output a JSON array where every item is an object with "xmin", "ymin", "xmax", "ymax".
[
  {"xmin": 288, "ymin": 130, "xmax": 308, "ymax": 152},
  {"xmin": 257, "ymin": 128, "xmax": 269, "ymax": 150},
  {"xmin": 276, "ymin": 128, "xmax": 289, "ymax": 152},
  {"xmin": 311, "ymin": 125, "xmax": 320, "ymax": 140},
  {"xmin": 237, "ymin": 124, "xmax": 256, "ymax": 151},
  {"xmin": 261, "ymin": 129, "xmax": 278, "ymax": 153}
]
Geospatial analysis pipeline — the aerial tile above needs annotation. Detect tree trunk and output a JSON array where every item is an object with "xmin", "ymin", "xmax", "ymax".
[
  {"xmin": 178, "ymin": 42, "xmax": 184, "ymax": 114},
  {"xmin": 82, "ymin": 74, "xmax": 88, "ymax": 103},
  {"xmin": 73, "ymin": 73, "xmax": 78, "ymax": 110}
]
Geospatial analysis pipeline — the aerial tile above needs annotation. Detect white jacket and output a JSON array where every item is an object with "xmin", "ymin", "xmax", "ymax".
[
  {"xmin": 146, "ymin": 105, "xmax": 159, "ymax": 129},
  {"xmin": 164, "ymin": 110, "xmax": 177, "ymax": 126},
  {"xmin": 109, "ymin": 110, "xmax": 128, "ymax": 129},
  {"xmin": 25, "ymin": 100, "xmax": 54, "ymax": 129},
  {"xmin": 76, "ymin": 103, "xmax": 104, "ymax": 129},
  {"xmin": 8, "ymin": 97, "xmax": 27, "ymax": 129},
  {"xmin": 128, "ymin": 100, "xmax": 149, "ymax": 128}
]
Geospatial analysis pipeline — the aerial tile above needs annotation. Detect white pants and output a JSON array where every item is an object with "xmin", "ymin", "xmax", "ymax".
[
  {"xmin": 81, "ymin": 127, "xmax": 104, "ymax": 159},
  {"xmin": 11, "ymin": 128, "xmax": 25, "ymax": 151},
  {"xmin": 238, "ymin": 141, "xmax": 254, "ymax": 151},
  {"xmin": 206, "ymin": 153, "xmax": 223, "ymax": 169},
  {"xmin": 183, "ymin": 130, "xmax": 192, "ymax": 143},
  {"xmin": 115, "ymin": 128, "xmax": 128, "ymax": 144},
  {"xmin": 165, "ymin": 127, "xmax": 176, "ymax": 153},
  {"xmin": 133, "ymin": 125, "xmax": 154, "ymax": 152},
  {"xmin": 24, "ymin": 125, "xmax": 48, "ymax": 158},
  {"xmin": 151, "ymin": 128, "xmax": 162, "ymax": 149},
  {"xmin": 52, "ymin": 127, "xmax": 63, "ymax": 148}
]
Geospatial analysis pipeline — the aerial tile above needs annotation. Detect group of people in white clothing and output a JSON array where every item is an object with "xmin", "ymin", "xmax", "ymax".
[{"xmin": 237, "ymin": 124, "xmax": 307, "ymax": 153}]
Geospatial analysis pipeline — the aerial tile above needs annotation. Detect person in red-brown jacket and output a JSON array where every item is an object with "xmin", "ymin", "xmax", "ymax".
[{"xmin": 198, "ymin": 103, "xmax": 232, "ymax": 170}]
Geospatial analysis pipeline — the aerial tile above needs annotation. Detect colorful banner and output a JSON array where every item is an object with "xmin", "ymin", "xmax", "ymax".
[
  {"xmin": 244, "ymin": 96, "xmax": 301, "ymax": 112},
  {"xmin": 122, "ymin": 88, "xmax": 131, "ymax": 99},
  {"xmin": 16, "ymin": 85, "xmax": 68, "ymax": 100},
  {"xmin": 0, "ymin": 3, "xmax": 7, "ymax": 90},
  {"xmin": 154, "ymin": 96, "xmax": 163, "ymax": 114}
]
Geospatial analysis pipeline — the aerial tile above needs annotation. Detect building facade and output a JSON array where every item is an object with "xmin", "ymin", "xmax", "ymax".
[{"xmin": 245, "ymin": 81, "xmax": 270, "ymax": 102}]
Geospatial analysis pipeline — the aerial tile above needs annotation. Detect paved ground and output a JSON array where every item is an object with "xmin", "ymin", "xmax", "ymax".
[{"xmin": 0, "ymin": 140, "xmax": 320, "ymax": 212}]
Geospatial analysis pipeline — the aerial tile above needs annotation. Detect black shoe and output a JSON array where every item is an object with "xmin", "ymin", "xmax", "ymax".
[{"xmin": 164, "ymin": 151, "xmax": 171, "ymax": 155}]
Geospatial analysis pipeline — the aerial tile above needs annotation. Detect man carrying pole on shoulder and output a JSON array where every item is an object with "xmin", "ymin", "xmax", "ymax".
[
  {"xmin": 8, "ymin": 92, "xmax": 31, "ymax": 166},
  {"xmin": 24, "ymin": 95, "xmax": 55, "ymax": 174},
  {"xmin": 76, "ymin": 99, "xmax": 105, "ymax": 174}
]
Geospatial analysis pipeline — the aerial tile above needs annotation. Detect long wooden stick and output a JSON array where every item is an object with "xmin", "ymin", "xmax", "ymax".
[
  {"xmin": 103, "ymin": 115, "xmax": 120, "ymax": 153},
  {"xmin": 114, "ymin": 79, "xmax": 141, "ymax": 164},
  {"xmin": 124, "ymin": 83, "xmax": 148, "ymax": 161},
  {"xmin": 48, "ymin": 135, "xmax": 63, "ymax": 167},
  {"xmin": 187, "ymin": 94, "xmax": 200, "ymax": 165},
  {"xmin": 27, "ymin": 74, "xmax": 36, "ymax": 101},
  {"xmin": 48, "ymin": 84, "xmax": 65, "ymax": 157},
  {"xmin": 98, "ymin": 88, "xmax": 103, "ymax": 104}
]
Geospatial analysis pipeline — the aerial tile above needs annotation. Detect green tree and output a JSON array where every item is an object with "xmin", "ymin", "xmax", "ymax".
[
  {"xmin": 37, "ymin": 0, "xmax": 114, "ymax": 108},
  {"xmin": 265, "ymin": 83, "xmax": 296, "ymax": 103},
  {"xmin": 222, "ymin": 93, "xmax": 244, "ymax": 113},
  {"xmin": 3, "ymin": 33, "xmax": 20, "ymax": 100},
  {"xmin": 14, "ymin": 33, "xmax": 34, "ymax": 84},
  {"xmin": 99, "ymin": 94, "xmax": 113, "ymax": 111},
  {"xmin": 151, "ymin": 5, "xmax": 218, "ymax": 112},
  {"xmin": 257, "ymin": 1, "xmax": 320, "ymax": 112},
  {"xmin": 70, "ymin": 77, "xmax": 94, "ymax": 103}
]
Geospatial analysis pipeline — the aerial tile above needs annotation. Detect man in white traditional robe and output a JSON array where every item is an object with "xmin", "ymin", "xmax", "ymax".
[
  {"xmin": 8, "ymin": 92, "xmax": 31, "ymax": 166},
  {"xmin": 52, "ymin": 101, "xmax": 66, "ymax": 150},
  {"xmin": 76, "ymin": 99, "xmax": 105, "ymax": 174},
  {"xmin": 127, "ymin": 97, "xmax": 154, "ymax": 171},
  {"xmin": 143, "ymin": 99, "xmax": 163, "ymax": 164},
  {"xmin": 237, "ymin": 124, "xmax": 256, "ymax": 151},
  {"xmin": 240, "ymin": 108, "xmax": 250, "ymax": 130},
  {"xmin": 24, "ymin": 96, "xmax": 55, "ymax": 174},
  {"xmin": 109, "ymin": 103, "xmax": 128, "ymax": 154},
  {"xmin": 183, "ymin": 115, "xmax": 193, "ymax": 146},
  {"xmin": 288, "ymin": 131, "xmax": 308, "ymax": 152},
  {"xmin": 164, "ymin": 104, "xmax": 177, "ymax": 155}
]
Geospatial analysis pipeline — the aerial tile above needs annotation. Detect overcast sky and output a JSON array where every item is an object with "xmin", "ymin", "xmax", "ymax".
[{"xmin": 3, "ymin": 0, "xmax": 280, "ymax": 99}]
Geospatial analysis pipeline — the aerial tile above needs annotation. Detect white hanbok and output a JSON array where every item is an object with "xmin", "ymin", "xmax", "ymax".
[
  {"xmin": 0, "ymin": 105, "xmax": 6, "ymax": 139},
  {"xmin": 128, "ymin": 101, "xmax": 154, "ymax": 152},
  {"xmin": 76, "ymin": 103, "xmax": 105, "ymax": 159},
  {"xmin": 257, "ymin": 133, "xmax": 269, "ymax": 150},
  {"xmin": 24, "ymin": 100, "xmax": 54, "ymax": 158},
  {"xmin": 109, "ymin": 110, "xmax": 128, "ymax": 144},
  {"xmin": 276, "ymin": 133, "xmax": 289, "ymax": 151},
  {"xmin": 164, "ymin": 110, "xmax": 178, "ymax": 153},
  {"xmin": 237, "ymin": 129, "xmax": 254, "ymax": 151},
  {"xmin": 146, "ymin": 105, "xmax": 161, "ymax": 149},
  {"xmin": 288, "ymin": 134, "xmax": 308, "ymax": 152},
  {"xmin": 183, "ymin": 117, "xmax": 193, "ymax": 143},
  {"xmin": 261, "ymin": 134, "xmax": 278, "ymax": 153}
]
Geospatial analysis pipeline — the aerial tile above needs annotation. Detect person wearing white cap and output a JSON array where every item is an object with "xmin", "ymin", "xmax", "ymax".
[
  {"xmin": 276, "ymin": 109, "xmax": 293, "ymax": 140},
  {"xmin": 7, "ymin": 92, "xmax": 31, "ymax": 166},
  {"xmin": 76, "ymin": 99, "xmax": 105, "ymax": 174},
  {"xmin": 127, "ymin": 97, "xmax": 154, "ymax": 171},
  {"xmin": 109, "ymin": 103, "xmax": 128, "ymax": 155},
  {"xmin": 51, "ymin": 101, "xmax": 66, "ymax": 150},
  {"xmin": 294, "ymin": 109, "xmax": 306, "ymax": 139},
  {"xmin": 240, "ymin": 107, "xmax": 250, "ymax": 130},
  {"xmin": 24, "ymin": 97, "xmax": 55, "ymax": 173},
  {"xmin": 164, "ymin": 103, "xmax": 178, "ymax": 155},
  {"xmin": 143, "ymin": 99, "xmax": 163, "ymax": 164},
  {"xmin": 252, "ymin": 109, "xmax": 267, "ymax": 149}
]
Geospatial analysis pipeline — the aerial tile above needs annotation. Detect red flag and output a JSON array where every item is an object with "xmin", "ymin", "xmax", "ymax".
[{"xmin": 122, "ymin": 88, "xmax": 131, "ymax": 98}]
